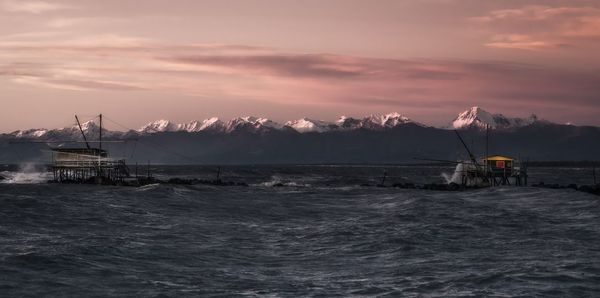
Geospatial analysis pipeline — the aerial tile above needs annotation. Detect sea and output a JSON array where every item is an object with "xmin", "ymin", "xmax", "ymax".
[{"xmin": 1, "ymin": 164, "xmax": 599, "ymax": 297}]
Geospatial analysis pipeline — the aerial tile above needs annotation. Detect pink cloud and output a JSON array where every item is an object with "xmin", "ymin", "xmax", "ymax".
[
  {"xmin": 1, "ymin": 35, "xmax": 599, "ymax": 124},
  {"xmin": 0, "ymin": 0, "xmax": 73, "ymax": 14},
  {"xmin": 484, "ymin": 34, "xmax": 568, "ymax": 50},
  {"xmin": 474, "ymin": 5, "xmax": 600, "ymax": 50}
]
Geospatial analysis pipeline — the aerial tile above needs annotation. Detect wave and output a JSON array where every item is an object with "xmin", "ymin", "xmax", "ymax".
[
  {"xmin": 254, "ymin": 175, "xmax": 312, "ymax": 187},
  {"xmin": 441, "ymin": 162, "xmax": 487, "ymax": 186},
  {"xmin": 1, "ymin": 163, "xmax": 51, "ymax": 184}
]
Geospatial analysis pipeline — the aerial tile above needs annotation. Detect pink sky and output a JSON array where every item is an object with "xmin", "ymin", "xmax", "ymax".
[{"xmin": 1, "ymin": 0, "xmax": 599, "ymax": 131}]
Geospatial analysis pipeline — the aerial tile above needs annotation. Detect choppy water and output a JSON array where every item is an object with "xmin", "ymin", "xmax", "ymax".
[{"xmin": 1, "ymin": 165, "xmax": 600, "ymax": 297}]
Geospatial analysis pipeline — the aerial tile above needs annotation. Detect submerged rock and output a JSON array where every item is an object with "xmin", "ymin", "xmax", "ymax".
[{"xmin": 578, "ymin": 184, "xmax": 600, "ymax": 196}]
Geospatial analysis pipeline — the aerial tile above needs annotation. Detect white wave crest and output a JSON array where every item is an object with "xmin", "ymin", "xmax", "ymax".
[
  {"xmin": 1, "ymin": 163, "xmax": 50, "ymax": 184},
  {"xmin": 256, "ymin": 176, "xmax": 311, "ymax": 187}
]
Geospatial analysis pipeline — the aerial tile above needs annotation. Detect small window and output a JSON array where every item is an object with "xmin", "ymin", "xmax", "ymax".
[{"xmin": 496, "ymin": 160, "xmax": 505, "ymax": 168}]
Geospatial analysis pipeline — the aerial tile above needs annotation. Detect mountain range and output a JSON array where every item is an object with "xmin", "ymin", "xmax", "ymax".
[
  {"xmin": 1, "ymin": 107, "xmax": 599, "ymax": 164},
  {"xmin": 2, "ymin": 107, "xmax": 555, "ymax": 139}
]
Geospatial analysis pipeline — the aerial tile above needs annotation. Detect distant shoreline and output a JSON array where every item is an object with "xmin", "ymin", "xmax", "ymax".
[{"xmin": 2, "ymin": 161, "xmax": 599, "ymax": 168}]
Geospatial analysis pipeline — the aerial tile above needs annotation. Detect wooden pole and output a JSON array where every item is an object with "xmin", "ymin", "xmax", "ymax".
[
  {"xmin": 99, "ymin": 114, "xmax": 103, "ymax": 151},
  {"xmin": 486, "ymin": 124, "xmax": 489, "ymax": 176},
  {"xmin": 380, "ymin": 170, "xmax": 387, "ymax": 186},
  {"xmin": 75, "ymin": 115, "xmax": 91, "ymax": 150}
]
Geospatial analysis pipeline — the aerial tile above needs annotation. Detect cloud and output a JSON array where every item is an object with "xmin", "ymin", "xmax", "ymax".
[
  {"xmin": 474, "ymin": 5, "xmax": 600, "ymax": 50},
  {"xmin": 11, "ymin": 76, "xmax": 146, "ymax": 91},
  {"xmin": 0, "ymin": 35, "xmax": 599, "ymax": 116},
  {"xmin": 484, "ymin": 34, "xmax": 569, "ymax": 50},
  {"xmin": 166, "ymin": 54, "xmax": 364, "ymax": 79},
  {"xmin": 162, "ymin": 54, "xmax": 465, "ymax": 81},
  {"xmin": 1, "ymin": 0, "xmax": 72, "ymax": 14},
  {"xmin": 474, "ymin": 6, "xmax": 600, "ymax": 22}
]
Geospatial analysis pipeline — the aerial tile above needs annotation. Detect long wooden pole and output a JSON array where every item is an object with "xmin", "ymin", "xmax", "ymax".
[
  {"xmin": 75, "ymin": 115, "xmax": 91, "ymax": 149},
  {"xmin": 99, "ymin": 114, "xmax": 103, "ymax": 151},
  {"xmin": 486, "ymin": 124, "xmax": 489, "ymax": 176}
]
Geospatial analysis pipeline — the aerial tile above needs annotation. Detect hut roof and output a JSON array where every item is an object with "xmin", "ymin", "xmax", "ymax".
[
  {"xmin": 51, "ymin": 148, "xmax": 107, "ymax": 157},
  {"xmin": 482, "ymin": 155, "xmax": 514, "ymax": 161}
]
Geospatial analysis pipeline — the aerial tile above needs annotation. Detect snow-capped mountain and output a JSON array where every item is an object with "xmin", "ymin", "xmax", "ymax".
[
  {"xmin": 336, "ymin": 116, "xmax": 364, "ymax": 130},
  {"xmin": 224, "ymin": 117, "xmax": 283, "ymax": 133},
  {"xmin": 363, "ymin": 113, "xmax": 417, "ymax": 129},
  {"xmin": 138, "ymin": 118, "xmax": 227, "ymax": 133},
  {"xmin": 138, "ymin": 119, "xmax": 181, "ymax": 133},
  {"xmin": 335, "ymin": 113, "xmax": 421, "ymax": 131},
  {"xmin": 284, "ymin": 118, "xmax": 337, "ymax": 133},
  {"xmin": 123, "ymin": 113, "xmax": 419, "ymax": 135},
  {"xmin": 10, "ymin": 128, "xmax": 49, "ymax": 138},
  {"xmin": 9, "ymin": 119, "xmax": 118, "ymax": 140},
  {"xmin": 4, "ymin": 109, "xmax": 552, "ymax": 139},
  {"xmin": 135, "ymin": 117, "xmax": 284, "ymax": 134},
  {"xmin": 5, "ymin": 113, "xmax": 424, "ymax": 138},
  {"xmin": 450, "ymin": 107, "xmax": 538, "ymax": 130},
  {"xmin": 185, "ymin": 117, "xmax": 225, "ymax": 132}
]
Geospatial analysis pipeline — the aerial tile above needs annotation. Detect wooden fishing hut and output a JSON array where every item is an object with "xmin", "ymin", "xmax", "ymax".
[
  {"xmin": 481, "ymin": 155, "xmax": 527, "ymax": 186},
  {"xmin": 451, "ymin": 127, "xmax": 528, "ymax": 187},
  {"xmin": 50, "ymin": 114, "xmax": 130, "ymax": 184}
]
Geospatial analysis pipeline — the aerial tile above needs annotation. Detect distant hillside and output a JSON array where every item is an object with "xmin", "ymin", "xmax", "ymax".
[{"xmin": 2, "ymin": 122, "xmax": 599, "ymax": 164}]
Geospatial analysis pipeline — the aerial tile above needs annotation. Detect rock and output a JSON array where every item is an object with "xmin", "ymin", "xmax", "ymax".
[{"xmin": 447, "ymin": 183, "xmax": 462, "ymax": 191}]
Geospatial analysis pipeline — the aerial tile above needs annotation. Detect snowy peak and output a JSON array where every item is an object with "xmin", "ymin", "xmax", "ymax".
[
  {"xmin": 198, "ymin": 117, "xmax": 225, "ymax": 132},
  {"xmin": 10, "ymin": 118, "xmax": 116, "ymax": 140},
  {"xmin": 5, "ymin": 109, "xmax": 551, "ymax": 139},
  {"xmin": 452, "ymin": 107, "xmax": 495, "ymax": 129},
  {"xmin": 75, "ymin": 120, "xmax": 115, "ymax": 136},
  {"xmin": 364, "ymin": 113, "xmax": 415, "ymax": 129},
  {"xmin": 336, "ymin": 116, "xmax": 363, "ymax": 129},
  {"xmin": 10, "ymin": 128, "xmax": 49, "ymax": 138},
  {"xmin": 284, "ymin": 118, "xmax": 336, "ymax": 133},
  {"xmin": 138, "ymin": 119, "xmax": 180, "ymax": 133},
  {"xmin": 225, "ymin": 116, "xmax": 282, "ymax": 133},
  {"xmin": 334, "ymin": 113, "xmax": 419, "ymax": 131},
  {"xmin": 79, "ymin": 120, "xmax": 98, "ymax": 131},
  {"xmin": 138, "ymin": 118, "xmax": 228, "ymax": 133},
  {"xmin": 6, "ymin": 113, "xmax": 422, "ymax": 137},
  {"xmin": 382, "ymin": 112, "xmax": 413, "ymax": 127},
  {"xmin": 451, "ymin": 107, "xmax": 538, "ymax": 130},
  {"xmin": 183, "ymin": 118, "xmax": 225, "ymax": 132}
]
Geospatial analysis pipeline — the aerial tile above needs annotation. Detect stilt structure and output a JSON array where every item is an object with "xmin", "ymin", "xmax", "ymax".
[
  {"xmin": 50, "ymin": 114, "xmax": 130, "ymax": 184},
  {"xmin": 481, "ymin": 155, "xmax": 527, "ymax": 186},
  {"xmin": 448, "ymin": 129, "xmax": 528, "ymax": 187}
]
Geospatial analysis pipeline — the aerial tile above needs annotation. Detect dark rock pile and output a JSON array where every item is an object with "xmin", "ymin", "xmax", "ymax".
[{"xmin": 532, "ymin": 182, "xmax": 600, "ymax": 196}]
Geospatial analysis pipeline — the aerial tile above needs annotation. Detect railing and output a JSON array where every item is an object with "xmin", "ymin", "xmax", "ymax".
[{"xmin": 53, "ymin": 159, "xmax": 124, "ymax": 168}]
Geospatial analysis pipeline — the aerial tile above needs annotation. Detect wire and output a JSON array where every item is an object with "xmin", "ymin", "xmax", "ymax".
[{"xmin": 103, "ymin": 116, "xmax": 203, "ymax": 163}]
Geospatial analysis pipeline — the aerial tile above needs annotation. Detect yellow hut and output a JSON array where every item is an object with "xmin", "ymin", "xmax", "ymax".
[{"xmin": 481, "ymin": 155, "xmax": 514, "ymax": 173}]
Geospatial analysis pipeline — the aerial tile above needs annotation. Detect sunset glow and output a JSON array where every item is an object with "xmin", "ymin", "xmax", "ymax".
[{"xmin": 1, "ymin": 0, "xmax": 599, "ymax": 131}]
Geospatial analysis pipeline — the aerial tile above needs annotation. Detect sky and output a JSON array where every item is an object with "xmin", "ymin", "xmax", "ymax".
[{"xmin": 1, "ymin": 0, "xmax": 599, "ymax": 131}]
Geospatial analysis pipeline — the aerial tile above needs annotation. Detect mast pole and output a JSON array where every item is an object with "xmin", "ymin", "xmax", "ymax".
[
  {"xmin": 454, "ymin": 129, "xmax": 486, "ymax": 182},
  {"xmin": 454, "ymin": 130, "xmax": 478, "ymax": 166},
  {"xmin": 99, "ymin": 114, "xmax": 103, "ymax": 151},
  {"xmin": 486, "ymin": 124, "xmax": 489, "ymax": 176},
  {"xmin": 75, "ymin": 115, "xmax": 91, "ymax": 150}
]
